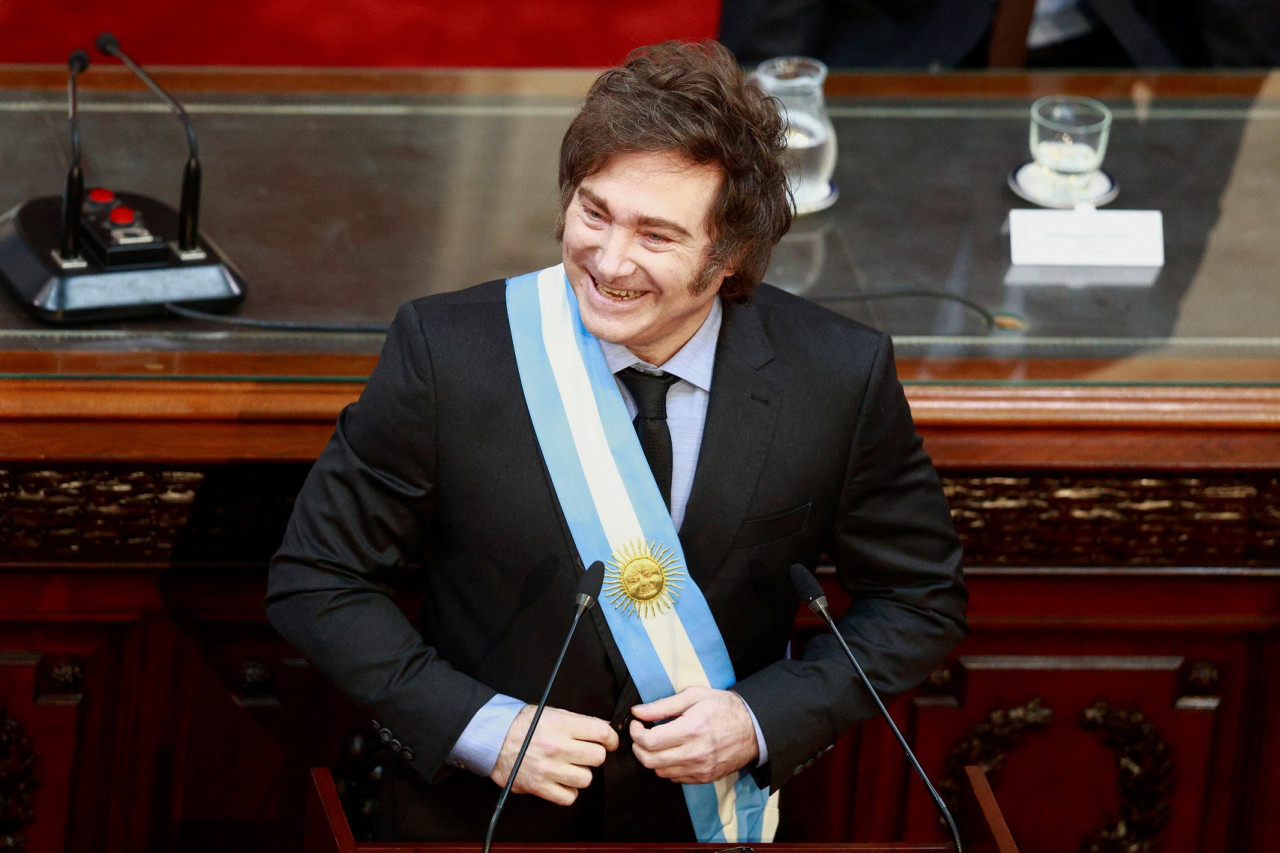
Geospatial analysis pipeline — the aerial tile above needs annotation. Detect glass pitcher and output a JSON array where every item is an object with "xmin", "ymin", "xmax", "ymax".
[{"xmin": 752, "ymin": 56, "xmax": 838, "ymax": 215}]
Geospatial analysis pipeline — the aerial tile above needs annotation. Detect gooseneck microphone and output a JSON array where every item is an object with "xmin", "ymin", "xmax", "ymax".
[
  {"xmin": 59, "ymin": 50, "xmax": 90, "ymax": 264},
  {"xmin": 789, "ymin": 564, "xmax": 963, "ymax": 853},
  {"xmin": 95, "ymin": 32, "xmax": 202, "ymax": 253},
  {"xmin": 482, "ymin": 561, "xmax": 604, "ymax": 853}
]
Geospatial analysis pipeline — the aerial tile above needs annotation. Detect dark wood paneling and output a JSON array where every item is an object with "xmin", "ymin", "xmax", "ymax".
[
  {"xmin": 3, "ymin": 459, "xmax": 1278, "ymax": 849},
  {"xmin": 845, "ymin": 570, "xmax": 1280, "ymax": 853},
  {"xmin": 0, "ymin": 610, "xmax": 153, "ymax": 852}
]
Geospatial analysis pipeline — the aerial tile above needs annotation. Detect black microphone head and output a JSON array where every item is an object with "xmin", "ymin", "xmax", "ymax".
[
  {"xmin": 68, "ymin": 50, "xmax": 90, "ymax": 73},
  {"xmin": 577, "ymin": 561, "xmax": 605, "ymax": 605},
  {"xmin": 95, "ymin": 33, "xmax": 120, "ymax": 55},
  {"xmin": 789, "ymin": 563, "xmax": 825, "ymax": 606}
]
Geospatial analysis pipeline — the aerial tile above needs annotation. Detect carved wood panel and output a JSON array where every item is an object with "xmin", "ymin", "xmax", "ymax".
[
  {"xmin": 0, "ymin": 658, "xmax": 40, "ymax": 853},
  {"xmin": 0, "ymin": 468, "xmax": 203, "ymax": 562},
  {"xmin": 0, "ymin": 464, "xmax": 1276, "ymax": 851},
  {"xmin": 788, "ymin": 568, "xmax": 1280, "ymax": 852},
  {"xmin": 4, "ymin": 464, "xmax": 1276, "ymax": 572},
  {"xmin": 0, "ymin": 464, "xmax": 308, "ymax": 566},
  {"xmin": 5, "ymin": 464, "xmax": 1276, "ymax": 572},
  {"xmin": 163, "ymin": 607, "xmax": 360, "ymax": 853},
  {"xmin": 895, "ymin": 652, "xmax": 1229, "ymax": 853},
  {"xmin": 0, "ymin": 570, "xmax": 187, "ymax": 852},
  {"xmin": 944, "ymin": 471, "xmax": 1280, "ymax": 567},
  {"xmin": 0, "ymin": 650, "xmax": 86, "ymax": 853}
]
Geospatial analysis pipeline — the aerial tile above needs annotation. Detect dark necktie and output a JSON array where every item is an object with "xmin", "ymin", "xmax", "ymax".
[{"xmin": 618, "ymin": 367, "xmax": 680, "ymax": 509}]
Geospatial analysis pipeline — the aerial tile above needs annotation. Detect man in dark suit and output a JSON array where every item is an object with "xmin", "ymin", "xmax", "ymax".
[{"xmin": 266, "ymin": 40, "xmax": 966, "ymax": 842}]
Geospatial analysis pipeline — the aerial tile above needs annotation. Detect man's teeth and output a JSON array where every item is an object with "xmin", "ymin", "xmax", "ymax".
[{"xmin": 596, "ymin": 280, "xmax": 644, "ymax": 300}]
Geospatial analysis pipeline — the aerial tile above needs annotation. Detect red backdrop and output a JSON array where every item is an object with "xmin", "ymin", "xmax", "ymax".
[{"xmin": 0, "ymin": 0, "xmax": 721, "ymax": 67}]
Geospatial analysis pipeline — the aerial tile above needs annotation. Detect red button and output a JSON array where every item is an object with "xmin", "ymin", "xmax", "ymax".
[
  {"xmin": 88, "ymin": 188, "xmax": 116, "ymax": 205},
  {"xmin": 108, "ymin": 206, "xmax": 136, "ymax": 225}
]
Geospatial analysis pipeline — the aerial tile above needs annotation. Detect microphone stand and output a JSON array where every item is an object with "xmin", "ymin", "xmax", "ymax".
[
  {"xmin": 789, "ymin": 564, "xmax": 963, "ymax": 853},
  {"xmin": 0, "ymin": 37, "xmax": 246, "ymax": 322},
  {"xmin": 482, "ymin": 561, "xmax": 604, "ymax": 853},
  {"xmin": 96, "ymin": 32, "xmax": 203, "ymax": 254},
  {"xmin": 58, "ymin": 50, "xmax": 90, "ymax": 266}
]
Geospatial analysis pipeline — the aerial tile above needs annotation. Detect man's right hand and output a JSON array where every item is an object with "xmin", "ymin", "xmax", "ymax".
[{"xmin": 488, "ymin": 704, "xmax": 619, "ymax": 805}]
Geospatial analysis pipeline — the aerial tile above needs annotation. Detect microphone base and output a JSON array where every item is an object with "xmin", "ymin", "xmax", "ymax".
[{"xmin": 0, "ymin": 194, "xmax": 245, "ymax": 324}]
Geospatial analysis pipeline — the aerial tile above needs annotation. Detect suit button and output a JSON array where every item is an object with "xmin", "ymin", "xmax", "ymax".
[
  {"xmin": 402, "ymin": 747, "xmax": 415, "ymax": 762},
  {"xmin": 379, "ymin": 728, "xmax": 392, "ymax": 743},
  {"xmin": 793, "ymin": 765, "xmax": 804, "ymax": 776},
  {"xmin": 390, "ymin": 738, "xmax": 403, "ymax": 753}
]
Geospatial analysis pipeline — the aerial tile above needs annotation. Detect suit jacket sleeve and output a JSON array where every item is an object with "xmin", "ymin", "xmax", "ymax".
[
  {"xmin": 265, "ymin": 301, "xmax": 497, "ymax": 781},
  {"xmin": 732, "ymin": 333, "xmax": 966, "ymax": 792}
]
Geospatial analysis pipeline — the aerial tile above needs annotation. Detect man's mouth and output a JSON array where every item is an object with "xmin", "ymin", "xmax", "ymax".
[{"xmin": 593, "ymin": 276, "xmax": 646, "ymax": 301}]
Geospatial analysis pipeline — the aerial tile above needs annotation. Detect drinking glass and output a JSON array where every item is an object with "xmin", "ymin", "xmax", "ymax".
[
  {"xmin": 1029, "ymin": 96, "xmax": 1112, "ymax": 200},
  {"xmin": 752, "ymin": 56, "xmax": 838, "ymax": 215}
]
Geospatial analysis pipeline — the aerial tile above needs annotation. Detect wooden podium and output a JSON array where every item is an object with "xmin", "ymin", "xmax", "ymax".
[{"xmin": 303, "ymin": 767, "xmax": 1019, "ymax": 853}]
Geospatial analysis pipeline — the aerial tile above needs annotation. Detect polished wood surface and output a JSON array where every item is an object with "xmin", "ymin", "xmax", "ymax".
[
  {"xmin": 5, "ymin": 384, "xmax": 1280, "ymax": 464},
  {"xmin": 302, "ymin": 765, "xmax": 981, "ymax": 852},
  {"xmin": 1, "ymin": 64, "xmax": 1274, "ymax": 98},
  {"xmin": 959, "ymin": 766, "xmax": 1020, "ymax": 853}
]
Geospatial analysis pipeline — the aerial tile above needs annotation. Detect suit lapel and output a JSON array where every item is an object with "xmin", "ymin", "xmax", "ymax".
[{"xmin": 680, "ymin": 298, "xmax": 781, "ymax": 590}]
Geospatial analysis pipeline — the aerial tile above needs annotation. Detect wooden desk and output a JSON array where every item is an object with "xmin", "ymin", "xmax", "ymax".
[
  {"xmin": 302, "ymin": 766, "xmax": 1018, "ymax": 852},
  {"xmin": 0, "ymin": 69, "xmax": 1277, "ymax": 853}
]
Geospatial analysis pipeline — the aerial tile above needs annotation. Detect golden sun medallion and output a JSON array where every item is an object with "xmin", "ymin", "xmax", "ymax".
[{"xmin": 604, "ymin": 538, "xmax": 684, "ymax": 618}]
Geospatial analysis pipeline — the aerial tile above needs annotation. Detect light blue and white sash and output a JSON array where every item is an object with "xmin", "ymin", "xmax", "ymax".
[{"xmin": 505, "ymin": 264, "xmax": 778, "ymax": 843}]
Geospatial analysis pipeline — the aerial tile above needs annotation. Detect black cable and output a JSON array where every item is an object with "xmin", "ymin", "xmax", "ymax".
[
  {"xmin": 163, "ymin": 302, "xmax": 388, "ymax": 333},
  {"xmin": 812, "ymin": 290, "xmax": 999, "ymax": 332}
]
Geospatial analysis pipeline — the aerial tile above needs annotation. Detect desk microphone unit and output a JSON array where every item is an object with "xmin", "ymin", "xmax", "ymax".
[{"xmin": 0, "ymin": 34, "xmax": 245, "ymax": 323}]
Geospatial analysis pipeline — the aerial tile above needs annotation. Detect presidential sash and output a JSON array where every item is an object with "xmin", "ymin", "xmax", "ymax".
[{"xmin": 505, "ymin": 264, "xmax": 778, "ymax": 843}]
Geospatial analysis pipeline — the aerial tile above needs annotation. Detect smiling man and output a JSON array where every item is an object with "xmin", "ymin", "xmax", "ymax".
[{"xmin": 267, "ymin": 40, "xmax": 966, "ymax": 844}]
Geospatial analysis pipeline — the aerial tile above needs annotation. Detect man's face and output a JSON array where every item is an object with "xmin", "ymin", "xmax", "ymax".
[{"xmin": 561, "ymin": 150, "xmax": 731, "ymax": 366}]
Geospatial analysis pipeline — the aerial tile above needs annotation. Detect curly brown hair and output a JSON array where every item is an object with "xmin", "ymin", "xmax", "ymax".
[{"xmin": 555, "ymin": 40, "xmax": 792, "ymax": 303}]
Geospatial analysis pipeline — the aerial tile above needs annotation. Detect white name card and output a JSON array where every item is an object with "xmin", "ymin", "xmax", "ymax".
[{"xmin": 1009, "ymin": 207, "xmax": 1164, "ymax": 268}]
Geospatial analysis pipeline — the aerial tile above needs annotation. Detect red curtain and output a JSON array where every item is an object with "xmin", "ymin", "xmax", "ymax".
[{"xmin": 1, "ymin": 1, "xmax": 721, "ymax": 66}]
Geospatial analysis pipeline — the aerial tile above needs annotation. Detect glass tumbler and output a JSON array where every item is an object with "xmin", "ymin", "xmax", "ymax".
[{"xmin": 1029, "ymin": 95, "xmax": 1113, "ymax": 199}]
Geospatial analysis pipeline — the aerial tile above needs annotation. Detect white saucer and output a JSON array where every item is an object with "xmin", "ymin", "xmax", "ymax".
[
  {"xmin": 1007, "ymin": 161, "xmax": 1118, "ymax": 209},
  {"xmin": 794, "ymin": 181, "xmax": 838, "ymax": 215}
]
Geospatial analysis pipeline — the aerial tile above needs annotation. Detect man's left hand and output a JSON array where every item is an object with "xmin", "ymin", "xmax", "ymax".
[{"xmin": 629, "ymin": 686, "xmax": 759, "ymax": 784}]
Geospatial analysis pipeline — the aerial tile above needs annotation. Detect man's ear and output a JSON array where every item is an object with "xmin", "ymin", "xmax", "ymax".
[{"xmin": 717, "ymin": 256, "xmax": 738, "ymax": 285}]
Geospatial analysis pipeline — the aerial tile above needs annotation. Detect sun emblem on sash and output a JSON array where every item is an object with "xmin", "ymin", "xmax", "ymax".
[{"xmin": 604, "ymin": 539, "xmax": 684, "ymax": 618}]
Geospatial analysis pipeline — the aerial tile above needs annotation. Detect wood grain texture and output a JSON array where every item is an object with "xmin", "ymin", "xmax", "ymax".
[
  {"xmin": 0, "ymin": 66, "xmax": 1273, "ymax": 100},
  {"xmin": 3, "ymin": 377, "xmax": 1278, "ymax": 465}
]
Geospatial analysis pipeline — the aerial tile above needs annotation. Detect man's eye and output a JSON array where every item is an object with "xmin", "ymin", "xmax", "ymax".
[
  {"xmin": 584, "ymin": 208, "xmax": 604, "ymax": 221},
  {"xmin": 645, "ymin": 232, "xmax": 669, "ymax": 244}
]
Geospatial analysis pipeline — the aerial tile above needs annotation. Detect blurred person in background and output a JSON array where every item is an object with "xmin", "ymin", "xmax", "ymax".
[{"xmin": 720, "ymin": 0, "xmax": 1280, "ymax": 68}]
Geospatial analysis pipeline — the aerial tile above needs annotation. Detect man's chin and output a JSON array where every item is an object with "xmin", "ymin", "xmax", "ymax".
[{"xmin": 580, "ymin": 314, "xmax": 634, "ymax": 347}]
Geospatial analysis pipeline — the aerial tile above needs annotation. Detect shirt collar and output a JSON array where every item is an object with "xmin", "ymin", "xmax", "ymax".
[{"xmin": 601, "ymin": 297, "xmax": 721, "ymax": 393}]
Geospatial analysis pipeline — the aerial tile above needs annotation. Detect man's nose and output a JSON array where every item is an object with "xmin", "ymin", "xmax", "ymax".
[{"xmin": 595, "ymin": 228, "xmax": 636, "ymax": 279}]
